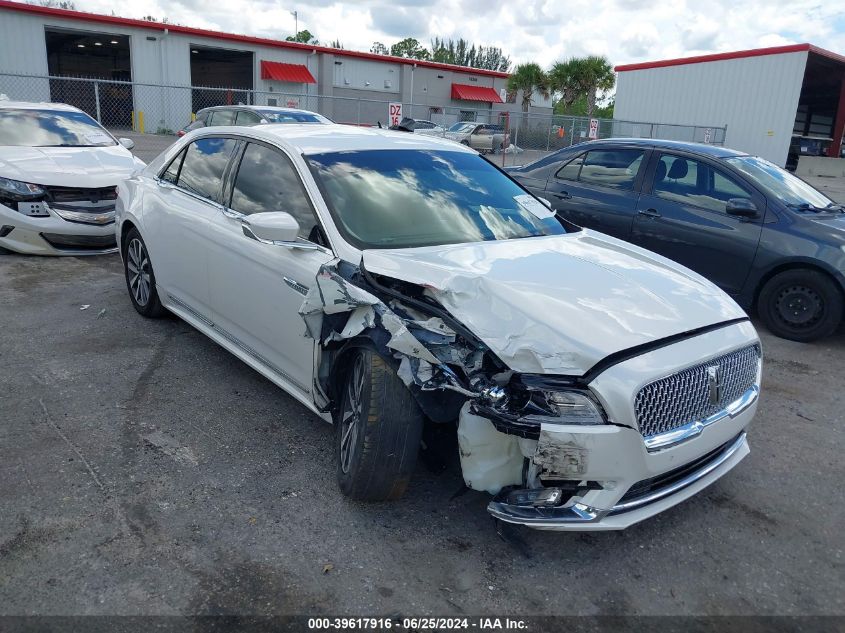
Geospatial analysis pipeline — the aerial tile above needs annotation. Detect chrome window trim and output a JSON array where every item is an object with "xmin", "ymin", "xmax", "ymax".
[{"xmin": 643, "ymin": 384, "xmax": 759, "ymax": 452}]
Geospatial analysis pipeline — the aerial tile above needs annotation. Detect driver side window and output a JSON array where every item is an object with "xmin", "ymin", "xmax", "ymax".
[{"xmin": 228, "ymin": 142, "xmax": 322, "ymax": 242}]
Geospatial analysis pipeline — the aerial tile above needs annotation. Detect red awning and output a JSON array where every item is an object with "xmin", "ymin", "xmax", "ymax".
[
  {"xmin": 451, "ymin": 83, "xmax": 503, "ymax": 103},
  {"xmin": 260, "ymin": 60, "xmax": 316, "ymax": 84}
]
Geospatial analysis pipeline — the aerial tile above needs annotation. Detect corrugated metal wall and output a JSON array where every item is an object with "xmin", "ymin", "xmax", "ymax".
[{"xmin": 614, "ymin": 51, "xmax": 808, "ymax": 166}]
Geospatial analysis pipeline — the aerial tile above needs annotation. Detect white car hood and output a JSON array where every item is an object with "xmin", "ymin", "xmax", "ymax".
[
  {"xmin": 362, "ymin": 231, "xmax": 747, "ymax": 375},
  {"xmin": 0, "ymin": 145, "xmax": 142, "ymax": 187}
]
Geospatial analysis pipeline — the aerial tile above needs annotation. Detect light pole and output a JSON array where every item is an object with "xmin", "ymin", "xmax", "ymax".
[{"xmin": 290, "ymin": 10, "xmax": 298, "ymax": 39}]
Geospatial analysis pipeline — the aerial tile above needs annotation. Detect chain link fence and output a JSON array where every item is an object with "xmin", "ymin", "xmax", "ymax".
[{"xmin": 0, "ymin": 72, "xmax": 727, "ymax": 167}]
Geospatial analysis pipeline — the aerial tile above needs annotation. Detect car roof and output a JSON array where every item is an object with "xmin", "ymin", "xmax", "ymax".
[
  {"xmin": 0, "ymin": 100, "xmax": 84, "ymax": 113},
  {"xmin": 199, "ymin": 105, "xmax": 322, "ymax": 116},
  {"xmin": 199, "ymin": 123, "xmax": 476, "ymax": 155},
  {"xmin": 578, "ymin": 137, "xmax": 746, "ymax": 159}
]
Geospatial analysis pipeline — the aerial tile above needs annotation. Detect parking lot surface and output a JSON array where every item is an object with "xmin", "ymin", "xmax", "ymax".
[{"xmin": 1, "ymin": 252, "xmax": 843, "ymax": 617}]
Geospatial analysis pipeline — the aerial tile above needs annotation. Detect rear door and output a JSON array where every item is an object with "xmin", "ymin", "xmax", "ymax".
[
  {"xmin": 543, "ymin": 146, "xmax": 647, "ymax": 241},
  {"xmin": 207, "ymin": 109, "xmax": 236, "ymax": 126},
  {"xmin": 204, "ymin": 140, "xmax": 334, "ymax": 394},
  {"xmin": 144, "ymin": 136, "xmax": 238, "ymax": 317},
  {"xmin": 631, "ymin": 152, "xmax": 765, "ymax": 295}
]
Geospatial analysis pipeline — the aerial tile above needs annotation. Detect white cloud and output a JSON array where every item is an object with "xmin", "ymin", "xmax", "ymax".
[{"xmin": 70, "ymin": 0, "xmax": 845, "ymax": 69}]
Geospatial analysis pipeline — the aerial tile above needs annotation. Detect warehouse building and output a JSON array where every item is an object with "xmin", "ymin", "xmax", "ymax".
[
  {"xmin": 0, "ymin": 0, "xmax": 551, "ymax": 132},
  {"xmin": 614, "ymin": 44, "xmax": 845, "ymax": 168}
]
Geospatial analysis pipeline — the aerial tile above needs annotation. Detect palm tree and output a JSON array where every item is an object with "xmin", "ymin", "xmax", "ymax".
[
  {"xmin": 507, "ymin": 63, "xmax": 549, "ymax": 126},
  {"xmin": 576, "ymin": 55, "xmax": 616, "ymax": 117},
  {"xmin": 548, "ymin": 58, "xmax": 581, "ymax": 112}
]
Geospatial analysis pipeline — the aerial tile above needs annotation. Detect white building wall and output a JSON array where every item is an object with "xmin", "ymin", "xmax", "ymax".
[
  {"xmin": 333, "ymin": 57, "xmax": 401, "ymax": 93},
  {"xmin": 614, "ymin": 51, "xmax": 808, "ymax": 166}
]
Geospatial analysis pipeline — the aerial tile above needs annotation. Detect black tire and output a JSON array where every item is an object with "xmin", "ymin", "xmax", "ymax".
[
  {"xmin": 757, "ymin": 269, "xmax": 843, "ymax": 342},
  {"xmin": 335, "ymin": 349, "xmax": 424, "ymax": 501},
  {"xmin": 460, "ymin": 140, "xmax": 470, "ymax": 146},
  {"xmin": 123, "ymin": 228, "xmax": 167, "ymax": 318}
]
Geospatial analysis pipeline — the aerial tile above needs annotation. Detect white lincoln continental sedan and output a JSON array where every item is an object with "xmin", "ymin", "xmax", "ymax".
[{"xmin": 116, "ymin": 124, "xmax": 761, "ymax": 531}]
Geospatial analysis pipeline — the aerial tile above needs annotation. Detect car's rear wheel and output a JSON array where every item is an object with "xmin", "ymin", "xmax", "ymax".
[
  {"xmin": 123, "ymin": 228, "xmax": 166, "ymax": 318},
  {"xmin": 336, "ymin": 349, "xmax": 424, "ymax": 501},
  {"xmin": 758, "ymin": 269, "xmax": 843, "ymax": 342}
]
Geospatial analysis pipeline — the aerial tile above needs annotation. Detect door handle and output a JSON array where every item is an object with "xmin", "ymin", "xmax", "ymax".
[
  {"xmin": 551, "ymin": 191, "xmax": 571, "ymax": 200},
  {"xmin": 638, "ymin": 208, "xmax": 661, "ymax": 218}
]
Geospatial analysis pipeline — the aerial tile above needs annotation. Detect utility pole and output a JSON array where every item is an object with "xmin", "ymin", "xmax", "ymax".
[{"xmin": 290, "ymin": 10, "xmax": 298, "ymax": 39}]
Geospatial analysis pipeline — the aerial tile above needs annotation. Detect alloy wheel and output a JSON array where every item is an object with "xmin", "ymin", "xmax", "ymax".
[
  {"xmin": 127, "ymin": 238, "xmax": 152, "ymax": 307},
  {"xmin": 339, "ymin": 354, "xmax": 365, "ymax": 474}
]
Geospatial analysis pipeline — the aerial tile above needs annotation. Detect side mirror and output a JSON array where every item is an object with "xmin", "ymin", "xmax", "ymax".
[
  {"xmin": 118, "ymin": 137, "xmax": 135, "ymax": 150},
  {"xmin": 242, "ymin": 212, "xmax": 299, "ymax": 244},
  {"xmin": 725, "ymin": 198, "xmax": 759, "ymax": 218}
]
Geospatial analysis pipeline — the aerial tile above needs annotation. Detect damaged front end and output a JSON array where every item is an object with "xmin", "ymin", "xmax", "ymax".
[{"xmin": 297, "ymin": 258, "xmax": 634, "ymax": 527}]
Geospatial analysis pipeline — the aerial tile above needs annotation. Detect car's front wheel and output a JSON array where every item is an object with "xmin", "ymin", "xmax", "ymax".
[
  {"xmin": 336, "ymin": 349, "xmax": 424, "ymax": 501},
  {"xmin": 123, "ymin": 228, "xmax": 167, "ymax": 318},
  {"xmin": 757, "ymin": 269, "xmax": 843, "ymax": 342}
]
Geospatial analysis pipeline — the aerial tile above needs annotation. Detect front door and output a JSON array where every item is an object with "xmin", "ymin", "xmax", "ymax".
[
  {"xmin": 631, "ymin": 152, "xmax": 764, "ymax": 296},
  {"xmin": 205, "ymin": 141, "xmax": 334, "ymax": 395}
]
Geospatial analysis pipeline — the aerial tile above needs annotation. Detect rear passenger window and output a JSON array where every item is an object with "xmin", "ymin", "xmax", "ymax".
[
  {"xmin": 555, "ymin": 154, "xmax": 584, "ymax": 181},
  {"xmin": 229, "ymin": 143, "xmax": 321, "ymax": 241},
  {"xmin": 209, "ymin": 110, "xmax": 235, "ymax": 126},
  {"xmin": 176, "ymin": 137, "xmax": 237, "ymax": 203},
  {"xmin": 160, "ymin": 149, "xmax": 185, "ymax": 184},
  {"xmin": 577, "ymin": 149, "xmax": 644, "ymax": 190},
  {"xmin": 235, "ymin": 110, "xmax": 262, "ymax": 126}
]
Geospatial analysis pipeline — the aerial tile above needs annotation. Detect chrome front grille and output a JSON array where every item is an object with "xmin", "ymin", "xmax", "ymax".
[{"xmin": 635, "ymin": 345, "xmax": 760, "ymax": 441}]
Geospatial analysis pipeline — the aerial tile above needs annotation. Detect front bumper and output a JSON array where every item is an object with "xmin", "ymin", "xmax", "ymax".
[
  {"xmin": 459, "ymin": 321, "xmax": 760, "ymax": 531},
  {"xmin": 489, "ymin": 431, "xmax": 749, "ymax": 531},
  {"xmin": 0, "ymin": 203, "xmax": 117, "ymax": 256}
]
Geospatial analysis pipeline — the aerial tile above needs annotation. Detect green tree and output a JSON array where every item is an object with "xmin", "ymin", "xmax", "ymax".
[
  {"xmin": 286, "ymin": 30, "xmax": 318, "ymax": 44},
  {"xmin": 370, "ymin": 42, "xmax": 389, "ymax": 55},
  {"xmin": 430, "ymin": 37, "xmax": 511, "ymax": 72},
  {"xmin": 390, "ymin": 38, "xmax": 430, "ymax": 60},
  {"xmin": 330, "ymin": 39, "xmax": 343, "ymax": 49},
  {"xmin": 575, "ymin": 55, "xmax": 616, "ymax": 117},
  {"xmin": 548, "ymin": 58, "xmax": 582, "ymax": 112},
  {"xmin": 506, "ymin": 62, "xmax": 549, "ymax": 118}
]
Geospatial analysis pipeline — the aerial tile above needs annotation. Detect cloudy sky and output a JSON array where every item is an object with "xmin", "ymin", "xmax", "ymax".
[{"xmin": 66, "ymin": 0, "xmax": 845, "ymax": 68}]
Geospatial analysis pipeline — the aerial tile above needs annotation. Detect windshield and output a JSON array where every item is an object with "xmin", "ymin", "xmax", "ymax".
[
  {"xmin": 725, "ymin": 155, "xmax": 835, "ymax": 209},
  {"xmin": 449, "ymin": 122, "xmax": 474, "ymax": 132},
  {"xmin": 0, "ymin": 108, "xmax": 116, "ymax": 147},
  {"xmin": 307, "ymin": 149, "xmax": 567, "ymax": 249},
  {"xmin": 258, "ymin": 110, "xmax": 329, "ymax": 124}
]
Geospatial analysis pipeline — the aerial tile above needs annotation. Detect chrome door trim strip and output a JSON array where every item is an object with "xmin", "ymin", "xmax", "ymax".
[{"xmin": 167, "ymin": 293, "xmax": 308, "ymax": 393}]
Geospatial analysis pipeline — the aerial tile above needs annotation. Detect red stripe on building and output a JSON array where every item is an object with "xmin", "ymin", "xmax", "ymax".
[{"xmin": 0, "ymin": 0, "xmax": 509, "ymax": 78}]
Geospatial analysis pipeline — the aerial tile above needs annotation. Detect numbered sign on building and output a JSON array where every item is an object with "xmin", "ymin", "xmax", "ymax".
[
  {"xmin": 703, "ymin": 128, "xmax": 712, "ymax": 143},
  {"xmin": 389, "ymin": 102, "xmax": 403, "ymax": 127},
  {"xmin": 588, "ymin": 118, "xmax": 599, "ymax": 139}
]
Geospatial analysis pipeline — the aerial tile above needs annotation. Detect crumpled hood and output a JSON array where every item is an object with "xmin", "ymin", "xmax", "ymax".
[
  {"xmin": 0, "ymin": 145, "xmax": 141, "ymax": 187},
  {"xmin": 362, "ymin": 231, "xmax": 746, "ymax": 375}
]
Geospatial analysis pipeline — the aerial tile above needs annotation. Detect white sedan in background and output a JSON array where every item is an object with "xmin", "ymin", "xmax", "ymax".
[
  {"xmin": 0, "ymin": 100, "xmax": 144, "ymax": 255},
  {"xmin": 116, "ymin": 124, "xmax": 760, "ymax": 530}
]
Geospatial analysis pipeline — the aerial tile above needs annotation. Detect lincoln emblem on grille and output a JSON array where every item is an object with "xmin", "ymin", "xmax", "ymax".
[{"xmin": 707, "ymin": 365, "xmax": 721, "ymax": 406}]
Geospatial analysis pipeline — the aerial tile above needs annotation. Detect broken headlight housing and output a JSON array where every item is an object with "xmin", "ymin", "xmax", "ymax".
[{"xmin": 522, "ymin": 390, "xmax": 607, "ymax": 426}]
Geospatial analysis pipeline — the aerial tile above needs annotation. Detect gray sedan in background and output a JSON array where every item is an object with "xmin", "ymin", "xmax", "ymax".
[{"xmin": 508, "ymin": 138, "xmax": 845, "ymax": 342}]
